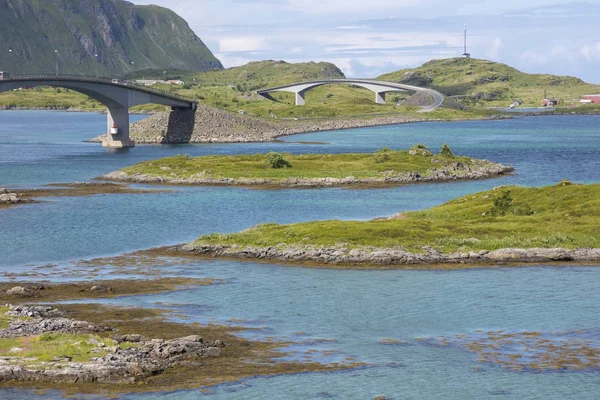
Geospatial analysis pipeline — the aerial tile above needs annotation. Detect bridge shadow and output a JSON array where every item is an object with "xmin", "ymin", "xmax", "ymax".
[
  {"xmin": 161, "ymin": 108, "xmax": 196, "ymax": 144},
  {"xmin": 259, "ymin": 93, "xmax": 284, "ymax": 103}
]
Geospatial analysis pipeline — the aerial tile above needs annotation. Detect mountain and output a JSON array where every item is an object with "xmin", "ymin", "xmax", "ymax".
[
  {"xmin": 378, "ymin": 58, "xmax": 598, "ymax": 106},
  {"xmin": 0, "ymin": 0, "xmax": 222, "ymax": 77}
]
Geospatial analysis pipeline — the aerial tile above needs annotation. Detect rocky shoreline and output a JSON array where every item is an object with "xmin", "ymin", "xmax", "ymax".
[
  {"xmin": 89, "ymin": 105, "xmax": 511, "ymax": 145},
  {"xmin": 0, "ymin": 304, "xmax": 224, "ymax": 385},
  {"xmin": 101, "ymin": 160, "xmax": 514, "ymax": 188},
  {"xmin": 175, "ymin": 243, "xmax": 600, "ymax": 267}
]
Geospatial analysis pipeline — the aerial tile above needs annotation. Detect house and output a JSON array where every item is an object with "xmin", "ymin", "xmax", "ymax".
[
  {"xmin": 135, "ymin": 80, "xmax": 159, "ymax": 86},
  {"xmin": 166, "ymin": 80, "xmax": 185, "ymax": 85},
  {"xmin": 541, "ymin": 98, "xmax": 558, "ymax": 107},
  {"xmin": 583, "ymin": 94, "xmax": 600, "ymax": 104}
]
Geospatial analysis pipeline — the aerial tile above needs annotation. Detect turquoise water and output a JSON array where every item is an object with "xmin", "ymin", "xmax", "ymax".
[{"xmin": 1, "ymin": 111, "xmax": 600, "ymax": 399}]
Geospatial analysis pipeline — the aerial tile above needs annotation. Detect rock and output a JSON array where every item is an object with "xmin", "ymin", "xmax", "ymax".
[
  {"xmin": 178, "ymin": 242, "xmax": 600, "ymax": 268},
  {"xmin": 0, "ymin": 192, "xmax": 21, "ymax": 204},
  {"xmin": 5, "ymin": 287, "xmax": 28, "ymax": 296},
  {"xmin": 89, "ymin": 285, "xmax": 114, "ymax": 293},
  {"xmin": 485, "ymin": 249, "xmax": 528, "ymax": 262}
]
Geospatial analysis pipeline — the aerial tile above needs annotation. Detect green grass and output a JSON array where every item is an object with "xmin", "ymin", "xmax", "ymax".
[
  {"xmin": 0, "ymin": 306, "xmax": 13, "ymax": 329},
  {"xmin": 378, "ymin": 57, "xmax": 600, "ymax": 108},
  {"xmin": 0, "ymin": 333, "xmax": 115, "ymax": 363},
  {"xmin": 194, "ymin": 181, "xmax": 600, "ymax": 253},
  {"xmin": 5, "ymin": 57, "xmax": 600, "ymax": 118},
  {"xmin": 119, "ymin": 146, "xmax": 484, "ymax": 181}
]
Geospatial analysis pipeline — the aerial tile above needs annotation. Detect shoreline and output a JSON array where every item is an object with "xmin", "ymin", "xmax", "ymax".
[
  {"xmin": 0, "ymin": 182, "xmax": 168, "ymax": 210},
  {"xmin": 89, "ymin": 105, "xmax": 512, "ymax": 145},
  {"xmin": 0, "ymin": 278, "xmax": 355, "ymax": 392},
  {"xmin": 101, "ymin": 162, "xmax": 515, "ymax": 188},
  {"xmin": 170, "ymin": 243, "xmax": 600, "ymax": 269}
]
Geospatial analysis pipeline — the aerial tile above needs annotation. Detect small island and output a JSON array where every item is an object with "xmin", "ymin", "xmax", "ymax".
[
  {"xmin": 171, "ymin": 181, "xmax": 600, "ymax": 267},
  {"xmin": 102, "ymin": 144, "xmax": 514, "ymax": 188}
]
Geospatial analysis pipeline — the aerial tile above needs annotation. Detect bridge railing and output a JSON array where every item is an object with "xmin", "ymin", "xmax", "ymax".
[{"xmin": 3, "ymin": 74, "xmax": 196, "ymax": 104}]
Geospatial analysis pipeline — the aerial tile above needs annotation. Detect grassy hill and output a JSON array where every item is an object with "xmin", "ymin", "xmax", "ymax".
[
  {"xmin": 378, "ymin": 58, "xmax": 600, "ymax": 107},
  {"xmin": 0, "ymin": 0, "xmax": 222, "ymax": 76},
  {"xmin": 125, "ymin": 60, "xmax": 345, "ymax": 90}
]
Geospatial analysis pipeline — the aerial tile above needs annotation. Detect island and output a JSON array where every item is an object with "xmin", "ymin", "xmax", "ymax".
[
  {"xmin": 168, "ymin": 180, "xmax": 600, "ymax": 267},
  {"xmin": 102, "ymin": 145, "xmax": 514, "ymax": 188}
]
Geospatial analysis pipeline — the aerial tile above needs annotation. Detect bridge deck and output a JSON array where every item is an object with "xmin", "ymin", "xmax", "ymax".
[{"xmin": 2, "ymin": 74, "xmax": 196, "ymax": 106}]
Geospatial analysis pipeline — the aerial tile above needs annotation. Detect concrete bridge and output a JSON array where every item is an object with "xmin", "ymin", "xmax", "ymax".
[
  {"xmin": 257, "ymin": 79, "xmax": 444, "ymax": 112},
  {"xmin": 0, "ymin": 75, "xmax": 197, "ymax": 148}
]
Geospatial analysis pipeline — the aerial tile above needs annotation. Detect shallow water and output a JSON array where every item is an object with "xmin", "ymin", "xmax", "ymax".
[{"xmin": 1, "ymin": 111, "xmax": 600, "ymax": 399}]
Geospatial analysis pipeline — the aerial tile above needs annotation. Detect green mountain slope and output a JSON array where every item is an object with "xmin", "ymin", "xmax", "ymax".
[
  {"xmin": 378, "ymin": 58, "xmax": 600, "ymax": 106},
  {"xmin": 127, "ymin": 60, "xmax": 346, "ymax": 90},
  {"xmin": 0, "ymin": 0, "xmax": 222, "ymax": 76}
]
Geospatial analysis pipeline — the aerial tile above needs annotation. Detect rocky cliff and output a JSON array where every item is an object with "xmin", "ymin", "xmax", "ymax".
[{"xmin": 0, "ymin": 0, "xmax": 222, "ymax": 76}]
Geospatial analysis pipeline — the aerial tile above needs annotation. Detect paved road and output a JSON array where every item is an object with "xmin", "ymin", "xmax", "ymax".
[{"xmin": 258, "ymin": 78, "xmax": 445, "ymax": 112}]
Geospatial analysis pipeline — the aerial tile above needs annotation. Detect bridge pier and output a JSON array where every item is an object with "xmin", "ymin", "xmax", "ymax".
[
  {"xmin": 375, "ymin": 92, "xmax": 386, "ymax": 104},
  {"xmin": 295, "ymin": 91, "xmax": 306, "ymax": 106},
  {"xmin": 103, "ymin": 106, "xmax": 134, "ymax": 149}
]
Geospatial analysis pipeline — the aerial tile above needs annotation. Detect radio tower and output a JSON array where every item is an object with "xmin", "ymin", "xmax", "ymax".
[{"xmin": 463, "ymin": 24, "xmax": 471, "ymax": 58}]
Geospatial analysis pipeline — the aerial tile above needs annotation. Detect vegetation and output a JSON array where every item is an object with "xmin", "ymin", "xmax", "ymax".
[
  {"xmin": 265, "ymin": 152, "xmax": 292, "ymax": 169},
  {"xmin": 378, "ymin": 57, "xmax": 600, "ymax": 108},
  {"xmin": 3, "ymin": 57, "xmax": 599, "ymax": 118},
  {"xmin": 0, "ymin": 333, "xmax": 119, "ymax": 363},
  {"xmin": 117, "ymin": 148, "xmax": 483, "ymax": 181},
  {"xmin": 440, "ymin": 143, "xmax": 455, "ymax": 157},
  {"xmin": 193, "ymin": 182, "xmax": 600, "ymax": 253}
]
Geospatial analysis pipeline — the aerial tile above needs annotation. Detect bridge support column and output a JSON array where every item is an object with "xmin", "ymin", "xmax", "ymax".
[
  {"xmin": 103, "ymin": 106, "xmax": 134, "ymax": 148},
  {"xmin": 375, "ymin": 92, "xmax": 386, "ymax": 104},
  {"xmin": 295, "ymin": 91, "xmax": 306, "ymax": 106}
]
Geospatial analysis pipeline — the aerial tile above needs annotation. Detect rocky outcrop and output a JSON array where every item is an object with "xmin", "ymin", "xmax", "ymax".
[
  {"xmin": 0, "ymin": 305, "xmax": 224, "ymax": 384},
  {"xmin": 102, "ymin": 160, "xmax": 514, "ymax": 187},
  {"xmin": 176, "ymin": 243, "xmax": 600, "ymax": 267},
  {"xmin": 0, "ymin": 305, "xmax": 110, "ymax": 338},
  {"xmin": 0, "ymin": 188, "xmax": 22, "ymax": 204}
]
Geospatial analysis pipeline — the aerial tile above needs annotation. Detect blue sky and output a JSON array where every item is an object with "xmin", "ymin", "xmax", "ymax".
[{"xmin": 134, "ymin": 0, "xmax": 600, "ymax": 82}]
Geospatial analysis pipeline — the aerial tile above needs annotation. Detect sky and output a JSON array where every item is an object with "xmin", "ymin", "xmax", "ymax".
[{"xmin": 133, "ymin": 0, "xmax": 600, "ymax": 82}]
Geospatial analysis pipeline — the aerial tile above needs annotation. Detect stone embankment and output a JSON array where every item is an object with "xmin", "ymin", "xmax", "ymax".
[
  {"xmin": 91, "ymin": 105, "xmax": 430, "ymax": 144},
  {"xmin": 0, "ymin": 305, "xmax": 224, "ymax": 384},
  {"xmin": 176, "ymin": 243, "xmax": 600, "ymax": 267},
  {"xmin": 0, "ymin": 188, "xmax": 22, "ymax": 205},
  {"xmin": 102, "ymin": 161, "xmax": 514, "ymax": 188}
]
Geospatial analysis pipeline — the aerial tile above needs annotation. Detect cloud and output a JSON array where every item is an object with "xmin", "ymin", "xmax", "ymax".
[
  {"xmin": 486, "ymin": 37, "xmax": 504, "ymax": 59},
  {"xmin": 285, "ymin": 0, "xmax": 427, "ymax": 14},
  {"xmin": 219, "ymin": 36, "xmax": 269, "ymax": 52},
  {"xmin": 130, "ymin": 0, "xmax": 600, "ymax": 83}
]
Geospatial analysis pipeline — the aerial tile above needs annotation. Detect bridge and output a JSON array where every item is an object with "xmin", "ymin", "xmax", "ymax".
[
  {"xmin": 257, "ymin": 79, "xmax": 444, "ymax": 112},
  {"xmin": 0, "ymin": 75, "xmax": 197, "ymax": 148}
]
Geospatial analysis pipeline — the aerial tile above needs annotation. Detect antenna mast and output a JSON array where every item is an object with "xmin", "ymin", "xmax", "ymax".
[{"xmin": 463, "ymin": 24, "xmax": 471, "ymax": 58}]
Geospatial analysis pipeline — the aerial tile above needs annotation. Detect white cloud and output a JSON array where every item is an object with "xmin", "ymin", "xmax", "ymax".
[
  {"xmin": 219, "ymin": 36, "xmax": 269, "ymax": 53},
  {"xmin": 286, "ymin": 0, "xmax": 427, "ymax": 14},
  {"xmin": 486, "ymin": 37, "xmax": 504, "ymax": 59}
]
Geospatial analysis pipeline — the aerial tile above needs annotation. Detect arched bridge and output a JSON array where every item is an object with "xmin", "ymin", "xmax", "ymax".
[
  {"xmin": 0, "ymin": 75, "xmax": 197, "ymax": 148},
  {"xmin": 257, "ymin": 79, "xmax": 444, "ymax": 112}
]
